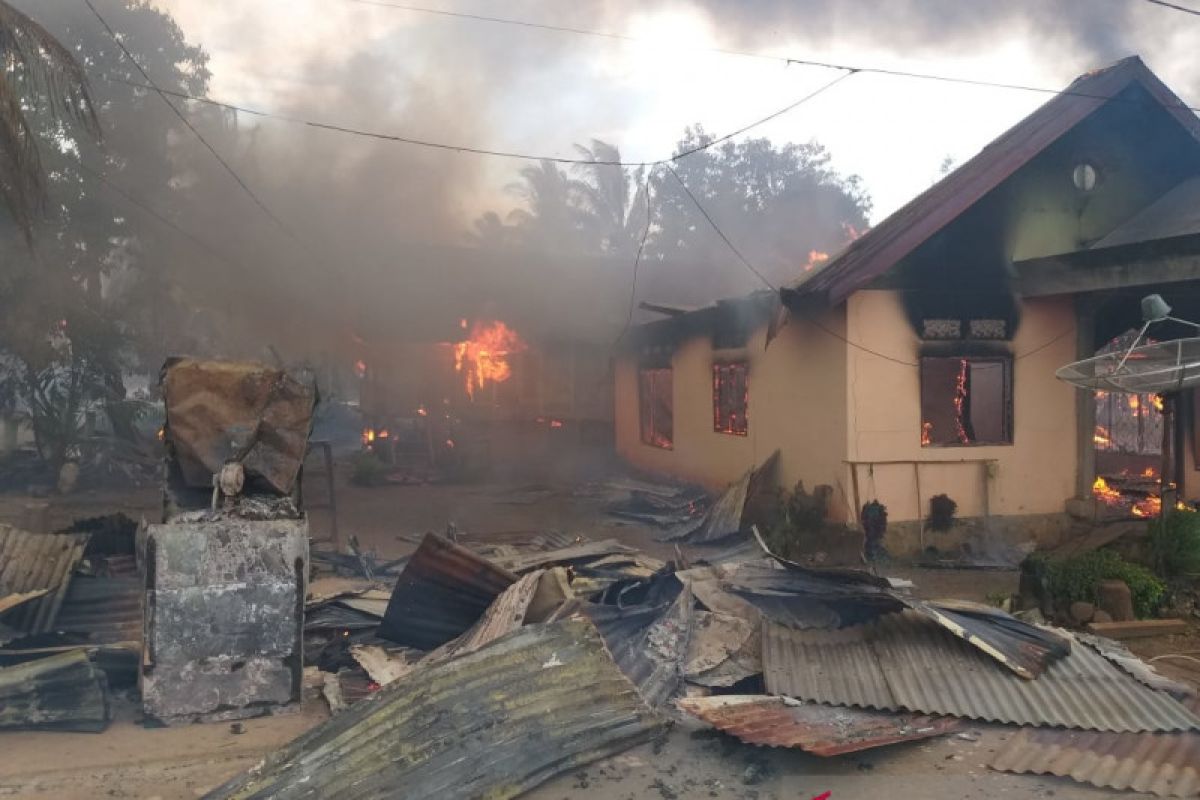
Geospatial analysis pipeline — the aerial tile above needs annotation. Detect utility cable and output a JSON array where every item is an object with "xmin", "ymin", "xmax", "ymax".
[
  {"xmin": 612, "ymin": 168, "xmax": 657, "ymax": 350},
  {"xmin": 95, "ymin": 70, "xmax": 852, "ymax": 168},
  {"xmin": 1138, "ymin": 0, "xmax": 1200, "ymax": 17},
  {"xmin": 83, "ymin": 0, "xmax": 296, "ymax": 239}
]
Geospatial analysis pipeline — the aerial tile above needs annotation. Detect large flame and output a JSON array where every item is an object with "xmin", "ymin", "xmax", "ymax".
[
  {"xmin": 453, "ymin": 320, "xmax": 526, "ymax": 400},
  {"xmin": 802, "ymin": 250, "xmax": 829, "ymax": 272}
]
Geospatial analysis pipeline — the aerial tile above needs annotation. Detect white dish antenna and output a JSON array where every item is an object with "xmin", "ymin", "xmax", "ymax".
[{"xmin": 1056, "ymin": 295, "xmax": 1200, "ymax": 394}]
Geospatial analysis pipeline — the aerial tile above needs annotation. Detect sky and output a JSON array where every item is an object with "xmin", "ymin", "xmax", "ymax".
[{"xmin": 149, "ymin": 0, "xmax": 1200, "ymax": 224}]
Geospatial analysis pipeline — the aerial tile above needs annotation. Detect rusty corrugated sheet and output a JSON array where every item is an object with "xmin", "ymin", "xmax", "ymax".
[
  {"xmin": 0, "ymin": 525, "xmax": 90, "ymax": 635},
  {"xmin": 990, "ymin": 697, "xmax": 1200, "ymax": 797},
  {"xmin": 782, "ymin": 57, "xmax": 1200, "ymax": 305},
  {"xmin": 762, "ymin": 611, "xmax": 1200, "ymax": 732},
  {"xmin": 55, "ymin": 575, "xmax": 142, "ymax": 646},
  {"xmin": 678, "ymin": 695, "xmax": 961, "ymax": 756},
  {"xmin": 378, "ymin": 532, "xmax": 517, "ymax": 649},
  {"xmin": 161, "ymin": 357, "xmax": 317, "ymax": 495},
  {"xmin": 422, "ymin": 569, "xmax": 543, "ymax": 663},
  {"xmin": 205, "ymin": 620, "xmax": 664, "ymax": 800}
]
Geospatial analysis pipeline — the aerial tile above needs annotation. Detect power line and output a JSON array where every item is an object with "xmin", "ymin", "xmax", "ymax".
[
  {"xmin": 1138, "ymin": 0, "xmax": 1200, "ymax": 17},
  {"xmin": 83, "ymin": 0, "xmax": 295, "ymax": 239},
  {"xmin": 613, "ymin": 169, "xmax": 656, "ymax": 350},
  {"xmin": 665, "ymin": 164, "xmax": 775, "ymax": 291},
  {"xmin": 342, "ymin": 0, "xmax": 1200, "ymax": 113},
  {"xmin": 96, "ymin": 70, "xmax": 852, "ymax": 167}
]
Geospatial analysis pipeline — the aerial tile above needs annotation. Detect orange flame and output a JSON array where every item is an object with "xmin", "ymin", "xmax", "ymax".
[
  {"xmin": 157, "ymin": 426, "xmax": 165, "ymax": 442},
  {"xmin": 953, "ymin": 358, "xmax": 970, "ymax": 444},
  {"xmin": 1143, "ymin": 466, "xmax": 1157, "ymax": 479},
  {"xmin": 1093, "ymin": 476, "xmax": 1122, "ymax": 506},
  {"xmin": 1128, "ymin": 395, "xmax": 1140, "ymax": 410},
  {"xmin": 416, "ymin": 406, "xmax": 428, "ymax": 417},
  {"xmin": 843, "ymin": 222, "xmax": 865, "ymax": 241},
  {"xmin": 362, "ymin": 428, "xmax": 376, "ymax": 446},
  {"xmin": 354, "ymin": 359, "xmax": 367, "ymax": 378},
  {"xmin": 802, "ymin": 250, "xmax": 829, "ymax": 272},
  {"xmin": 1153, "ymin": 394, "xmax": 1164, "ymax": 412},
  {"xmin": 1094, "ymin": 425, "xmax": 1112, "ymax": 447},
  {"xmin": 453, "ymin": 320, "xmax": 526, "ymax": 400},
  {"xmin": 549, "ymin": 419, "xmax": 563, "ymax": 429},
  {"xmin": 920, "ymin": 421, "xmax": 932, "ymax": 447}
]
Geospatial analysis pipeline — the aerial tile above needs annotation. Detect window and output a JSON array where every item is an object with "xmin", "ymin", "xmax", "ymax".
[
  {"xmin": 638, "ymin": 367, "xmax": 673, "ymax": 449},
  {"xmin": 920, "ymin": 356, "xmax": 1012, "ymax": 447},
  {"xmin": 713, "ymin": 362, "xmax": 749, "ymax": 436}
]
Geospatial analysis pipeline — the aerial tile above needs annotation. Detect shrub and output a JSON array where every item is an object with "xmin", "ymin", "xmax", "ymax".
[
  {"xmin": 1149, "ymin": 508, "xmax": 1200, "ymax": 577},
  {"xmin": 350, "ymin": 450, "xmax": 389, "ymax": 487},
  {"xmin": 1044, "ymin": 549, "xmax": 1165, "ymax": 619}
]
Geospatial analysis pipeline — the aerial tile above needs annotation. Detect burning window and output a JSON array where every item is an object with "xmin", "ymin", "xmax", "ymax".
[
  {"xmin": 713, "ymin": 362, "xmax": 748, "ymax": 436},
  {"xmin": 638, "ymin": 367, "xmax": 674, "ymax": 449},
  {"xmin": 920, "ymin": 356, "xmax": 1012, "ymax": 447}
]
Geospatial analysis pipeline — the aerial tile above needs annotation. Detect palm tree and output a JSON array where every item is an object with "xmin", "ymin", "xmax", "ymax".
[
  {"xmin": 0, "ymin": 1, "xmax": 98, "ymax": 244},
  {"xmin": 573, "ymin": 139, "xmax": 647, "ymax": 256},
  {"xmin": 504, "ymin": 159, "xmax": 590, "ymax": 249}
]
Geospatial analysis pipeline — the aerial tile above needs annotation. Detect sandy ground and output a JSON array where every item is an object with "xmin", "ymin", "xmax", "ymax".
[{"xmin": 0, "ymin": 461, "xmax": 1195, "ymax": 799}]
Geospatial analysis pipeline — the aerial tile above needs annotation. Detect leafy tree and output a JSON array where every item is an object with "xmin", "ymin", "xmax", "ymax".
[
  {"xmin": 0, "ymin": 1, "xmax": 98, "ymax": 244},
  {"xmin": 572, "ymin": 139, "xmax": 647, "ymax": 257}
]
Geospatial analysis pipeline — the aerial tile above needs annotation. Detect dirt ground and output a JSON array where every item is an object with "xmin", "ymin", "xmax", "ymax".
[{"xmin": 0, "ymin": 462, "xmax": 1196, "ymax": 799}]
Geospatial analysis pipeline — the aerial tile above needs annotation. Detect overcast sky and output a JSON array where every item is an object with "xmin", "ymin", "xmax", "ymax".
[{"xmin": 149, "ymin": 0, "xmax": 1200, "ymax": 223}]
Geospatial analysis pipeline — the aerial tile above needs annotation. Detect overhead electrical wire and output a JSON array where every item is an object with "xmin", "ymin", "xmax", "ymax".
[
  {"xmin": 612, "ymin": 168, "xmax": 657, "ymax": 350},
  {"xmin": 1138, "ymin": 0, "xmax": 1200, "ymax": 17},
  {"xmin": 342, "ymin": 0, "xmax": 1200, "ymax": 113},
  {"xmin": 95, "ymin": 70, "xmax": 854, "ymax": 168},
  {"xmin": 83, "ymin": 0, "xmax": 296, "ymax": 239}
]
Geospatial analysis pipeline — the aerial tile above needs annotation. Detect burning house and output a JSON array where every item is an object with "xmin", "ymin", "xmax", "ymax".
[{"xmin": 615, "ymin": 56, "xmax": 1200, "ymax": 554}]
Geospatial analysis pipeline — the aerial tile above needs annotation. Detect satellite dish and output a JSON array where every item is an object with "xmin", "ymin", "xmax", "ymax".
[{"xmin": 1056, "ymin": 295, "xmax": 1200, "ymax": 394}]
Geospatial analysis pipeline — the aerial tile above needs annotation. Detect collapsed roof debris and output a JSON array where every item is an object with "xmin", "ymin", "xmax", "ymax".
[
  {"xmin": 0, "ymin": 650, "xmax": 110, "ymax": 732},
  {"xmin": 762, "ymin": 611, "xmax": 1200, "ymax": 732},
  {"xmin": 678, "ymin": 695, "xmax": 962, "ymax": 756},
  {"xmin": 990, "ymin": 696, "xmax": 1200, "ymax": 798},
  {"xmin": 377, "ymin": 532, "xmax": 518, "ymax": 649},
  {"xmin": 0, "ymin": 525, "xmax": 90, "ymax": 635},
  {"xmin": 205, "ymin": 620, "xmax": 664, "ymax": 800}
]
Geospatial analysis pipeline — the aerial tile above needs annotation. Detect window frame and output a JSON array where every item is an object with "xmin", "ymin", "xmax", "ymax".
[
  {"xmin": 712, "ymin": 361, "xmax": 749, "ymax": 436},
  {"xmin": 637, "ymin": 366, "xmax": 674, "ymax": 450},
  {"xmin": 919, "ymin": 354, "xmax": 1013, "ymax": 448}
]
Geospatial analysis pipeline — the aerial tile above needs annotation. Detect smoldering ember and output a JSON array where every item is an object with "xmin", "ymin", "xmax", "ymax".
[{"xmin": 5, "ymin": 3, "xmax": 1200, "ymax": 800}]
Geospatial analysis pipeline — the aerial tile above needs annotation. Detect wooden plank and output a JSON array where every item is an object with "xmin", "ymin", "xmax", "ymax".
[{"xmin": 1086, "ymin": 619, "xmax": 1189, "ymax": 639}]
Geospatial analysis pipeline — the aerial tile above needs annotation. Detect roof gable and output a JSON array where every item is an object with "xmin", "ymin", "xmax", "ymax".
[{"xmin": 783, "ymin": 57, "xmax": 1200, "ymax": 306}]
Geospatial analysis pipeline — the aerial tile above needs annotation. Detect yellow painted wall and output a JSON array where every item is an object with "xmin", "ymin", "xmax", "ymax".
[
  {"xmin": 614, "ymin": 308, "xmax": 850, "ymax": 517},
  {"xmin": 845, "ymin": 290, "xmax": 1078, "ymax": 522}
]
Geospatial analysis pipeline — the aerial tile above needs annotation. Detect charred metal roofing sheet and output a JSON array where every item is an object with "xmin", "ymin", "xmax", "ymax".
[
  {"xmin": 762, "ymin": 611, "xmax": 1200, "ymax": 732},
  {"xmin": 0, "ymin": 525, "xmax": 90, "ymax": 635},
  {"xmin": 205, "ymin": 620, "xmax": 663, "ymax": 800}
]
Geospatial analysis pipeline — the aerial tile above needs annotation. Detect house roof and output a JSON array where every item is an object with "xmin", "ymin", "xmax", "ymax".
[
  {"xmin": 782, "ymin": 56, "xmax": 1200, "ymax": 306},
  {"xmin": 1089, "ymin": 173, "xmax": 1200, "ymax": 251}
]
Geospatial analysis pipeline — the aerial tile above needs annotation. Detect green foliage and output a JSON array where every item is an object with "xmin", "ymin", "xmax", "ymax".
[
  {"xmin": 350, "ymin": 450, "xmax": 389, "ymax": 487},
  {"xmin": 1149, "ymin": 508, "xmax": 1200, "ymax": 577},
  {"xmin": 1044, "ymin": 550, "xmax": 1165, "ymax": 619},
  {"xmin": 760, "ymin": 481, "xmax": 831, "ymax": 560}
]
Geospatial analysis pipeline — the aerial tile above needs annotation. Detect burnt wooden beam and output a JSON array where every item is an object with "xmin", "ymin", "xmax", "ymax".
[{"xmin": 1015, "ymin": 251, "xmax": 1200, "ymax": 297}]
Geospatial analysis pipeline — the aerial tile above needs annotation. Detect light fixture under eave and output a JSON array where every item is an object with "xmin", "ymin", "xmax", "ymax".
[{"xmin": 1072, "ymin": 161, "xmax": 1097, "ymax": 192}]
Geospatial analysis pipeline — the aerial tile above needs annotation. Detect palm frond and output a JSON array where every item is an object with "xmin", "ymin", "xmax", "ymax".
[{"xmin": 0, "ymin": 0, "xmax": 100, "ymax": 244}]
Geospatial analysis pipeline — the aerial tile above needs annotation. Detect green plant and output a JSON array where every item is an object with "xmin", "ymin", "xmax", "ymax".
[
  {"xmin": 760, "ymin": 481, "xmax": 830, "ymax": 559},
  {"xmin": 1044, "ymin": 550, "xmax": 1165, "ymax": 619},
  {"xmin": 1149, "ymin": 508, "xmax": 1200, "ymax": 577},
  {"xmin": 350, "ymin": 450, "xmax": 389, "ymax": 487}
]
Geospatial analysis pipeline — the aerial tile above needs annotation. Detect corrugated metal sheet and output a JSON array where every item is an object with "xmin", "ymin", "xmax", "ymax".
[
  {"xmin": 378, "ymin": 532, "xmax": 517, "ymax": 649},
  {"xmin": 990, "ymin": 697, "xmax": 1200, "ymax": 797},
  {"xmin": 491, "ymin": 539, "xmax": 639, "ymax": 573},
  {"xmin": 782, "ymin": 57, "xmax": 1200, "ymax": 305},
  {"xmin": 423, "ymin": 569, "xmax": 543, "ymax": 663},
  {"xmin": 0, "ymin": 525, "xmax": 90, "ymax": 635},
  {"xmin": 678, "ymin": 695, "xmax": 961, "ymax": 756},
  {"xmin": 205, "ymin": 620, "xmax": 664, "ymax": 800},
  {"xmin": 762, "ymin": 611, "xmax": 1200, "ymax": 732},
  {"xmin": 573, "ymin": 583, "xmax": 695, "ymax": 710},
  {"xmin": 731, "ymin": 561, "xmax": 1070, "ymax": 678},
  {"xmin": 55, "ymin": 575, "xmax": 142, "ymax": 645},
  {"xmin": 0, "ymin": 650, "xmax": 110, "ymax": 732}
]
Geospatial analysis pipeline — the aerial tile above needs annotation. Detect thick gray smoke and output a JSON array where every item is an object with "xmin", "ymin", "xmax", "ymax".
[{"xmin": 13, "ymin": 0, "xmax": 1194, "ymax": 365}]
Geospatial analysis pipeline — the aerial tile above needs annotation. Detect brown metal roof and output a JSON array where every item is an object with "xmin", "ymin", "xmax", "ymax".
[
  {"xmin": 206, "ymin": 620, "xmax": 664, "ymax": 800},
  {"xmin": 0, "ymin": 526, "xmax": 90, "ymax": 635},
  {"xmin": 762, "ymin": 611, "xmax": 1200, "ymax": 732},
  {"xmin": 678, "ymin": 695, "xmax": 961, "ymax": 757},
  {"xmin": 377, "ymin": 532, "xmax": 517, "ymax": 649},
  {"xmin": 1089, "ymin": 174, "xmax": 1200, "ymax": 250},
  {"xmin": 783, "ymin": 57, "xmax": 1200, "ymax": 305},
  {"xmin": 990, "ymin": 697, "xmax": 1200, "ymax": 797}
]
